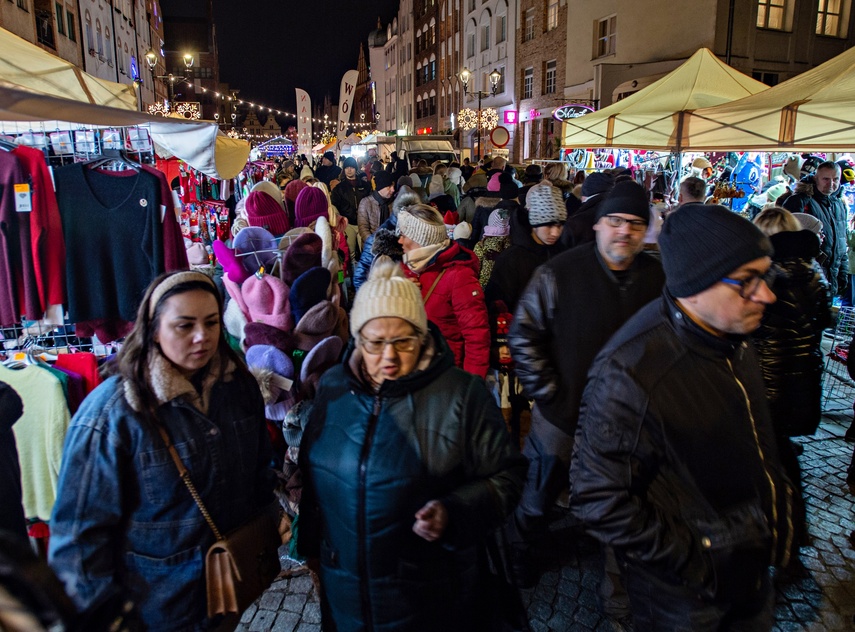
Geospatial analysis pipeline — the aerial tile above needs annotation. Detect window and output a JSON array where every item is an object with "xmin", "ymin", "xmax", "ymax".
[
  {"xmin": 466, "ymin": 29, "xmax": 475, "ymax": 57},
  {"xmin": 751, "ymin": 71, "xmax": 780, "ymax": 86},
  {"xmin": 105, "ymin": 27, "xmax": 112, "ymax": 64},
  {"xmin": 66, "ymin": 9, "xmax": 75, "ymax": 40},
  {"xmin": 816, "ymin": 0, "xmax": 850, "ymax": 37},
  {"xmin": 117, "ymin": 36, "xmax": 123, "ymax": 72},
  {"xmin": 544, "ymin": 59, "xmax": 557, "ymax": 94},
  {"xmin": 468, "ymin": 0, "xmax": 474, "ymax": 11},
  {"xmin": 757, "ymin": 0, "xmax": 787, "ymax": 30},
  {"xmin": 96, "ymin": 19, "xmax": 102, "ymax": 55},
  {"xmin": 595, "ymin": 15, "xmax": 616, "ymax": 57},
  {"xmin": 16, "ymin": 0, "xmax": 27, "ymax": 11},
  {"xmin": 481, "ymin": 21, "xmax": 490, "ymax": 50},
  {"xmin": 495, "ymin": 65, "xmax": 505, "ymax": 93},
  {"xmin": 524, "ymin": 9, "xmax": 535, "ymax": 42},
  {"xmin": 546, "ymin": 0, "xmax": 558, "ymax": 31},
  {"xmin": 55, "ymin": 2, "xmax": 64, "ymax": 34},
  {"xmin": 523, "ymin": 67, "xmax": 533, "ymax": 99},
  {"xmin": 496, "ymin": 13, "xmax": 506, "ymax": 43},
  {"xmin": 85, "ymin": 10, "xmax": 93, "ymax": 51}
]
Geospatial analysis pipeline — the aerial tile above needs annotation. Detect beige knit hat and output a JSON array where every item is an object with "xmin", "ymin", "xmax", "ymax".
[
  {"xmin": 350, "ymin": 256, "xmax": 428, "ymax": 337},
  {"xmin": 396, "ymin": 207, "xmax": 448, "ymax": 247}
]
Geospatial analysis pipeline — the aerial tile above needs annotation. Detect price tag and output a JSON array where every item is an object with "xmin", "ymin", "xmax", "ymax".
[{"xmin": 14, "ymin": 183, "xmax": 32, "ymax": 213}]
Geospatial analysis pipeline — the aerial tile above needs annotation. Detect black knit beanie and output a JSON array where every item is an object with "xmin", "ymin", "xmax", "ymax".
[
  {"xmin": 595, "ymin": 180, "xmax": 651, "ymax": 223},
  {"xmin": 498, "ymin": 172, "xmax": 519, "ymax": 200},
  {"xmin": 581, "ymin": 171, "xmax": 614, "ymax": 197},
  {"xmin": 659, "ymin": 204, "xmax": 773, "ymax": 298}
]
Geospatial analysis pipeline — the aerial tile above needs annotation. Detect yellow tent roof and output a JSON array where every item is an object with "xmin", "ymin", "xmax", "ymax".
[
  {"xmin": 0, "ymin": 26, "xmax": 136, "ymax": 110},
  {"xmin": 562, "ymin": 48, "xmax": 768, "ymax": 151},
  {"xmin": 682, "ymin": 46, "xmax": 855, "ymax": 151}
]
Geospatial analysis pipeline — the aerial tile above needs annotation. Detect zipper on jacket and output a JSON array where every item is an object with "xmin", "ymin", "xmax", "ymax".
[
  {"xmin": 357, "ymin": 395, "xmax": 382, "ymax": 631},
  {"xmin": 726, "ymin": 357, "xmax": 792, "ymax": 568}
]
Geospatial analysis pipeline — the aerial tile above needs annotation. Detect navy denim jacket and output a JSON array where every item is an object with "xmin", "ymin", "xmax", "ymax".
[{"xmin": 49, "ymin": 373, "xmax": 274, "ymax": 631}]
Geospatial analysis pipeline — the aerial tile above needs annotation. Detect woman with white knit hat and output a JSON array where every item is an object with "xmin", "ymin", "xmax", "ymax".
[
  {"xmin": 298, "ymin": 256, "xmax": 526, "ymax": 631},
  {"xmin": 395, "ymin": 202, "xmax": 491, "ymax": 377}
]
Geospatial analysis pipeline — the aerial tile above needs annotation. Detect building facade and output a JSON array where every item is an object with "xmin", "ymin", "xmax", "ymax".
[{"xmin": 412, "ymin": 0, "xmax": 440, "ymax": 135}]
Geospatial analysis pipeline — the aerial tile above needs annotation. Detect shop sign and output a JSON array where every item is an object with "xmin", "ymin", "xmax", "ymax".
[
  {"xmin": 553, "ymin": 104, "xmax": 595, "ymax": 122},
  {"xmin": 530, "ymin": 109, "xmax": 541, "ymax": 119},
  {"xmin": 504, "ymin": 110, "xmax": 518, "ymax": 124}
]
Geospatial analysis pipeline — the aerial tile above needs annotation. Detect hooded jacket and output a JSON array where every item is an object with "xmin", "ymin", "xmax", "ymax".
[
  {"xmin": 357, "ymin": 191, "xmax": 392, "ymax": 242},
  {"xmin": 331, "ymin": 174, "xmax": 371, "ymax": 225},
  {"xmin": 752, "ymin": 230, "xmax": 832, "ymax": 437},
  {"xmin": 570, "ymin": 293, "xmax": 794, "ymax": 603},
  {"xmin": 782, "ymin": 178, "xmax": 849, "ymax": 295},
  {"xmin": 298, "ymin": 326, "xmax": 526, "ymax": 631},
  {"xmin": 315, "ymin": 163, "xmax": 342, "ymax": 187},
  {"xmin": 402, "ymin": 242, "xmax": 490, "ymax": 377},
  {"xmin": 508, "ymin": 242, "xmax": 665, "ymax": 434}
]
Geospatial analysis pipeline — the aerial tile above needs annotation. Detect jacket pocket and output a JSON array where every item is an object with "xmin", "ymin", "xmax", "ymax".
[
  {"xmin": 689, "ymin": 502, "xmax": 771, "ymax": 603},
  {"xmin": 124, "ymin": 546, "xmax": 204, "ymax": 630},
  {"xmin": 138, "ymin": 438, "xmax": 201, "ymax": 505}
]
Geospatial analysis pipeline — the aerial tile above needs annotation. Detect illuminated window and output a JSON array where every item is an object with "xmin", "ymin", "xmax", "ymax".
[
  {"xmin": 523, "ymin": 67, "xmax": 533, "ymax": 99},
  {"xmin": 757, "ymin": 0, "xmax": 788, "ymax": 30},
  {"xmin": 816, "ymin": 0, "xmax": 851, "ymax": 37},
  {"xmin": 546, "ymin": 0, "xmax": 558, "ymax": 31},
  {"xmin": 524, "ymin": 9, "xmax": 534, "ymax": 42},
  {"xmin": 544, "ymin": 60, "xmax": 557, "ymax": 94}
]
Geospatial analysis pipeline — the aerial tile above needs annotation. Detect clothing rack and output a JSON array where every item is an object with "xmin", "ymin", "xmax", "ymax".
[{"xmin": 0, "ymin": 319, "xmax": 116, "ymax": 358}]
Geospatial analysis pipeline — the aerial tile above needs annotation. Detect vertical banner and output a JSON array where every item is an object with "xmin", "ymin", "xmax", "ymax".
[
  {"xmin": 295, "ymin": 88, "xmax": 312, "ymax": 157},
  {"xmin": 337, "ymin": 69, "xmax": 359, "ymax": 149}
]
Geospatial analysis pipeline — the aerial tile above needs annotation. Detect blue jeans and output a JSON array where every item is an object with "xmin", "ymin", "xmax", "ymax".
[{"xmin": 624, "ymin": 564, "xmax": 775, "ymax": 632}]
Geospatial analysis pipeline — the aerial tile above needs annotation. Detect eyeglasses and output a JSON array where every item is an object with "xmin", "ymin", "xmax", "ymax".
[
  {"xmin": 603, "ymin": 215, "xmax": 649, "ymax": 231},
  {"xmin": 359, "ymin": 336, "xmax": 421, "ymax": 355},
  {"xmin": 720, "ymin": 268, "xmax": 777, "ymax": 299}
]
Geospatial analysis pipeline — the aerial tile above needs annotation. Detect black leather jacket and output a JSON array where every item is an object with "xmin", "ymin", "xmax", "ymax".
[
  {"xmin": 570, "ymin": 294, "xmax": 794, "ymax": 604},
  {"xmin": 752, "ymin": 230, "xmax": 832, "ymax": 436}
]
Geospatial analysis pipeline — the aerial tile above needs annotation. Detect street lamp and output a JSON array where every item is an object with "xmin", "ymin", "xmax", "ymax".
[
  {"xmin": 145, "ymin": 50, "xmax": 194, "ymax": 113},
  {"xmin": 459, "ymin": 66, "xmax": 501, "ymax": 159}
]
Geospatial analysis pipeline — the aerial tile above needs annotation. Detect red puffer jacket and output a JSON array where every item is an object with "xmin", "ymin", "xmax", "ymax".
[{"xmin": 402, "ymin": 243, "xmax": 490, "ymax": 377}]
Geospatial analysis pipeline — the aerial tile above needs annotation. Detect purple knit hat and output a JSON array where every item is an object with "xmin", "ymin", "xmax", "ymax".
[
  {"xmin": 245, "ymin": 191, "xmax": 290, "ymax": 236},
  {"xmin": 280, "ymin": 233, "xmax": 324, "ymax": 286},
  {"xmin": 294, "ymin": 187, "xmax": 329, "ymax": 228}
]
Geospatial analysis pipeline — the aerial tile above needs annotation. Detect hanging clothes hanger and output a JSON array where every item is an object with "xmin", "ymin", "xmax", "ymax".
[{"xmin": 84, "ymin": 149, "xmax": 141, "ymax": 172}]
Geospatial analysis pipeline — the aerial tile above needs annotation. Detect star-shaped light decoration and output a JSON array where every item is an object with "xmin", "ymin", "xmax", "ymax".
[
  {"xmin": 458, "ymin": 108, "xmax": 478, "ymax": 130},
  {"xmin": 481, "ymin": 108, "xmax": 499, "ymax": 131}
]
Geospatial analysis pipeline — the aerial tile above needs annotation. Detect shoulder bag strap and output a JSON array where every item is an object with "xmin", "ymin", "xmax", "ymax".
[
  {"xmin": 423, "ymin": 269, "xmax": 446, "ymax": 305},
  {"xmin": 155, "ymin": 424, "xmax": 224, "ymax": 541}
]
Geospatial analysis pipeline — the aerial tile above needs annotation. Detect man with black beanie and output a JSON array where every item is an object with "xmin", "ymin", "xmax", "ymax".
[
  {"xmin": 315, "ymin": 151, "xmax": 342, "ymax": 187},
  {"xmin": 506, "ymin": 180, "xmax": 664, "ymax": 608},
  {"xmin": 561, "ymin": 171, "xmax": 615, "ymax": 248},
  {"xmin": 331, "ymin": 156, "xmax": 371, "ymax": 226},
  {"xmin": 570, "ymin": 204, "xmax": 793, "ymax": 631}
]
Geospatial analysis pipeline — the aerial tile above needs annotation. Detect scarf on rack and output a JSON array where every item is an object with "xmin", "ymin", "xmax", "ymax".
[
  {"xmin": 403, "ymin": 242, "xmax": 448, "ymax": 274},
  {"xmin": 123, "ymin": 351, "xmax": 234, "ymax": 416}
]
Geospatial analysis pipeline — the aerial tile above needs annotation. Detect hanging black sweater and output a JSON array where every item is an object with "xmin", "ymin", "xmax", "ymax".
[{"xmin": 55, "ymin": 164, "xmax": 163, "ymax": 323}]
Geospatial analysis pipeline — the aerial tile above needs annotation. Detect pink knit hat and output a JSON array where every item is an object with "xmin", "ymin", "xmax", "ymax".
[
  {"xmin": 294, "ymin": 187, "xmax": 329, "ymax": 228},
  {"xmin": 487, "ymin": 172, "xmax": 502, "ymax": 192},
  {"xmin": 283, "ymin": 179, "xmax": 309, "ymax": 203},
  {"xmin": 245, "ymin": 191, "xmax": 290, "ymax": 236},
  {"xmin": 241, "ymin": 273, "xmax": 294, "ymax": 331}
]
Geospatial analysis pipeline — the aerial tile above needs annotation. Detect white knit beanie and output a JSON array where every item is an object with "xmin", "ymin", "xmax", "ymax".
[
  {"xmin": 526, "ymin": 182, "xmax": 567, "ymax": 226},
  {"xmin": 396, "ymin": 208, "xmax": 448, "ymax": 247},
  {"xmin": 350, "ymin": 256, "xmax": 428, "ymax": 337}
]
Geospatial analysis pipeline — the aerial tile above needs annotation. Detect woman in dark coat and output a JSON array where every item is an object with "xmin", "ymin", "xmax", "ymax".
[
  {"xmin": 752, "ymin": 207, "xmax": 832, "ymax": 546},
  {"xmin": 298, "ymin": 258, "xmax": 525, "ymax": 632}
]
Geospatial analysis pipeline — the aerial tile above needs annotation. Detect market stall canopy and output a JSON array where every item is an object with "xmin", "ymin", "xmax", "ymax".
[
  {"xmin": 0, "ymin": 85, "xmax": 249, "ymax": 179},
  {"xmin": 0, "ymin": 26, "xmax": 136, "ymax": 110},
  {"xmin": 682, "ymin": 46, "xmax": 855, "ymax": 151},
  {"xmin": 562, "ymin": 48, "xmax": 768, "ymax": 151}
]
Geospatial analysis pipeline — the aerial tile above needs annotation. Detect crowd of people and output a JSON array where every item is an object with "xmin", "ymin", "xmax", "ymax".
[{"xmin": 2, "ymin": 148, "xmax": 854, "ymax": 632}]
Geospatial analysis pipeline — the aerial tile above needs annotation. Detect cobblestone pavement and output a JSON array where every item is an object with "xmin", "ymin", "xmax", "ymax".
[{"xmin": 241, "ymin": 414, "xmax": 855, "ymax": 631}]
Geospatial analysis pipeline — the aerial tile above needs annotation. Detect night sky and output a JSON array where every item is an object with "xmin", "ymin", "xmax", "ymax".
[{"xmin": 212, "ymin": 0, "xmax": 399, "ymax": 119}]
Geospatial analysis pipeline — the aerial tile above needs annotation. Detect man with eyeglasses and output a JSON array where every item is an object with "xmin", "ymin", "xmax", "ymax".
[
  {"xmin": 570, "ymin": 204, "xmax": 794, "ymax": 631},
  {"xmin": 506, "ymin": 180, "xmax": 665, "ymax": 603}
]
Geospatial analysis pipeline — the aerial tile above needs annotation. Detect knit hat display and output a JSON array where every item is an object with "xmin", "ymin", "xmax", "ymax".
[
  {"xmin": 526, "ymin": 182, "xmax": 568, "ymax": 226},
  {"xmin": 251, "ymin": 180, "xmax": 286, "ymax": 212},
  {"xmin": 233, "ymin": 226, "xmax": 279, "ymax": 274},
  {"xmin": 242, "ymin": 273, "xmax": 293, "ymax": 331},
  {"xmin": 595, "ymin": 180, "xmax": 651, "ymax": 223},
  {"xmin": 581, "ymin": 172, "xmax": 615, "ymax": 197},
  {"xmin": 245, "ymin": 191, "xmax": 290, "ymax": 236},
  {"xmin": 290, "ymin": 267, "xmax": 332, "ymax": 324},
  {"xmin": 498, "ymin": 172, "xmax": 519, "ymax": 200},
  {"xmin": 223, "ymin": 298, "xmax": 247, "ymax": 349},
  {"xmin": 244, "ymin": 321, "xmax": 292, "ymax": 354},
  {"xmin": 453, "ymin": 222, "xmax": 472, "ymax": 241},
  {"xmin": 294, "ymin": 186, "xmax": 328, "ymax": 228},
  {"xmin": 396, "ymin": 208, "xmax": 448, "ymax": 247},
  {"xmin": 299, "ymin": 336, "xmax": 343, "ymax": 399},
  {"xmin": 213, "ymin": 240, "xmax": 251, "ymax": 285},
  {"xmin": 343, "ymin": 157, "xmax": 358, "ymax": 170},
  {"xmin": 659, "ymin": 204, "xmax": 773, "ymax": 298},
  {"xmin": 293, "ymin": 301, "xmax": 349, "ymax": 351},
  {"xmin": 322, "ymin": 150, "xmax": 336, "ymax": 164},
  {"xmin": 280, "ymin": 233, "xmax": 323, "ymax": 286},
  {"xmin": 350, "ymin": 256, "xmax": 428, "ymax": 337},
  {"xmin": 283, "ymin": 179, "xmax": 309, "ymax": 203},
  {"xmin": 484, "ymin": 208, "xmax": 511, "ymax": 237},
  {"xmin": 374, "ymin": 171, "xmax": 394, "ymax": 190},
  {"xmin": 222, "ymin": 273, "xmax": 250, "ymax": 320},
  {"xmin": 463, "ymin": 173, "xmax": 488, "ymax": 193},
  {"xmin": 487, "ymin": 173, "xmax": 502, "ymax": 192}
]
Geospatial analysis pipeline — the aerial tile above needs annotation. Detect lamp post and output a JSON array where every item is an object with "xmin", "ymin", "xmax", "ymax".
[
  {"xmin": 145, "ymin": 50, "xmax": 194, "ymax": 113},
  {"xmin": 458, "ymin": 67, "xmax": 501, "ymax": 159}
]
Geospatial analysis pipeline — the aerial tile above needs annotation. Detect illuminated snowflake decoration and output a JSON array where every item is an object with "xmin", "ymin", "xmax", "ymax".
[
  {"xmin": 227, "ymin": 129, "xmax": 239, "ymax": 139},
  {"xmin": 458, "ymin": 108, "xmax": 478, "ymax": 130},
  {"xmin": 480, "ymin": 108, "xmax": 499, "ymax": 131},
  {"xmin": 147, "ymin": 102, "xmax": 170, "ymax": 117},
  {"xmin": 175, "ymin": 103, "xmax": 201, "ymax": 120}
]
